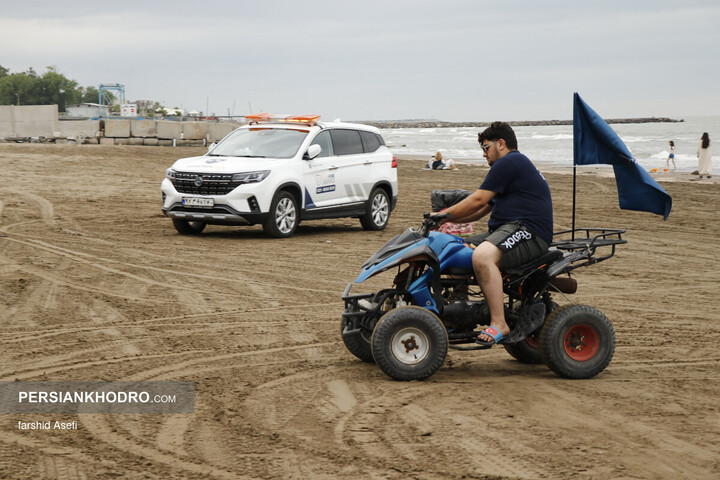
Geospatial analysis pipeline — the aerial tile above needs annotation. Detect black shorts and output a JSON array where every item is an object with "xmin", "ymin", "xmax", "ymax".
[{"xmin": 466, "ymin": 221, "xmax": 549, "ymax": 270}]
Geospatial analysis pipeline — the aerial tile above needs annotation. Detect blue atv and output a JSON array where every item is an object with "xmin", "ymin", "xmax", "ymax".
[{"xmin": 341, "ymin": 213, "xmax": 626, "ymax": 381}]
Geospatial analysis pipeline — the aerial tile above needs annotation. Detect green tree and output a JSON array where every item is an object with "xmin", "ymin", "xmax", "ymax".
[
  {"xmin": 37, "ymin": 67, "xmax": 80, "ymax": 111},
  {"xmin": 153, "ymin": 101, "xmax": 167, "ymax": 117},
  {"xmin": 0, "ymin": 66, "xmax": 96, "ymax": 112},
  {"xmin": 0, "ymin": 73, "xmax": 35, "ymax": 105},
  {"xmin": 81, "ymin": 86, "xmax": 100, "ymax": 104}
]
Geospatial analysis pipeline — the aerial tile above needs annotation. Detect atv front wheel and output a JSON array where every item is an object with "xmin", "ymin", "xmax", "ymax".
[
  {"xmin": 341, "ymin": 317, "xmax": 375, "ymax": 363},
  {"xmin": 539, "ymin": 304, "xmax": 615, "ymax": 379},
  {"xmin": 371, "ymin": 306, "xmax": 448, "ymax": 381}
]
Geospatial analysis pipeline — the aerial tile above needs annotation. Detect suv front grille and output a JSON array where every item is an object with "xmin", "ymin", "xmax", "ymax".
[{"xmin": 171, "ymin": 172, "xmax": 241, "ymax": 195}]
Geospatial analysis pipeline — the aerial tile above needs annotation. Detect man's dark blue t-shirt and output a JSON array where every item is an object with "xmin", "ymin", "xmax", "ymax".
[{"xmin": 479, "ymin": 150, "xmax": 553, "ymax": 244}]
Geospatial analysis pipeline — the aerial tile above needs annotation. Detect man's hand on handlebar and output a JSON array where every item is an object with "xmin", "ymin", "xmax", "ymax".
[{"xmin": 423, "ymin": 212, "xmax": 451, "ymax": 231}]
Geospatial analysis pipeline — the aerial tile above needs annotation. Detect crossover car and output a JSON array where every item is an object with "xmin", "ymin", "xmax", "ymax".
[{"xmin": 161, "ymin": 114, "xmax": 398, "ymax": 237}]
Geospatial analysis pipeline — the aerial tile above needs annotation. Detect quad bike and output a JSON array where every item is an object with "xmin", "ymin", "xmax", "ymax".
[{"xmin": 341, "ymin": 213, "xmax": 626, "ymax": 381}]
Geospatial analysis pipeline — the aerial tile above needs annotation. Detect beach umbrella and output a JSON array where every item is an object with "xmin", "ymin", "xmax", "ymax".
[{"xmin": 571, "ymin": 93, "xmax": 672, "ymax": 233}]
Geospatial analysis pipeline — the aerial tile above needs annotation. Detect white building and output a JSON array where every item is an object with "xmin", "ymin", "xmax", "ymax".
[{"xmin": 65, "ymin": 103, "xmax": 110, "ymax": 118}]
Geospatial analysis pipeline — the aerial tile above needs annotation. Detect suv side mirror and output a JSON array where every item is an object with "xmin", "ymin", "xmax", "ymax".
[{"xmin": 304, "ymin": 144, "xmax": 322, "ymax": 160}]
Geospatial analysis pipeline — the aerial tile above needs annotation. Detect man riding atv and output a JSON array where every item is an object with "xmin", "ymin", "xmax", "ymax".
[{"xmin": 434, "ymin": 121, "xmax": 553, "ymax": 347}]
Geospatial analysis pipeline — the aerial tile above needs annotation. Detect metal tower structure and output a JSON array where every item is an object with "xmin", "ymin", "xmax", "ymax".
[{"xmin": 98, "ymin": 83, "xmax": 126, "ymax": 117}]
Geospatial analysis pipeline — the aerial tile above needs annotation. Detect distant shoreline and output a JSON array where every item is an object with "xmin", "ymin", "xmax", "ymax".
[{"xmin": 358, "ymin": 117, "xmax": 684, "ymax": 129}]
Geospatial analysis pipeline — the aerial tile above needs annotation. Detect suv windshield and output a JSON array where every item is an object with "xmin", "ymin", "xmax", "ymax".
[{"xmin": 210, "ymin": 127, "xmax": 309, "ymax": 158}]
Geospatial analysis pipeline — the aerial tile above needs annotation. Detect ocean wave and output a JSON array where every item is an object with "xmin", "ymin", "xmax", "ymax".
[
  {"xmin": 621, "ymin": 136, "xmax": 654, "ymax": 143},
  {"xmin": 529, "ymin": 134, "xmax": 573, "ymax": 140},
  {"xmin": 382, "ymin": 117, "xmax": 718, "ymax": 173}
]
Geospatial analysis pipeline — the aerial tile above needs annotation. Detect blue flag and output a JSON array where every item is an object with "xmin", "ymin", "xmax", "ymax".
[{"xmin": 573, "ymin": 93, "xmax": 672, "ymax": 219}]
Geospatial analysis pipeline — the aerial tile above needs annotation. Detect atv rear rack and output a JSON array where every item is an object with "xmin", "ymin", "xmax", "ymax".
[{"xmin": 548, "ymin": 228, "xmax": 626, "ymax": 276}]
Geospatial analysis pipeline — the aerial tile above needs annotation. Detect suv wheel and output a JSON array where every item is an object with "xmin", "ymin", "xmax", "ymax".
[
  {"xmin": 172, "ymin": 219, "xmax": 207, "ymax": 235},
  {"xmin": 263, "ymin": 191, "xmax": 299, "ymax": 238},
  {"xmin": 360, "ymin": 188, "xmax": 390, "ymax": 231}
]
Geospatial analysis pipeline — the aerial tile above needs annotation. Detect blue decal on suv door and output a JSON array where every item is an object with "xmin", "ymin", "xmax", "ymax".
[
  {"xmin": 317, "ymin": 185, "xmax": 336, "ymax": 194},
  {"xmin": 304, "ymin": 187, "xmax": 316, "ymax": 208}
]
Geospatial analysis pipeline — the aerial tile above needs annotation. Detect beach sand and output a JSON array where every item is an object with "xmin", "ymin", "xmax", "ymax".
[{"xmin": 1, "ymin": 145, "xmax": 719, "ymax": 479}]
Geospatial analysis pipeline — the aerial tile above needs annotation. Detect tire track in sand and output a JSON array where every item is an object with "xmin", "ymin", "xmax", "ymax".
[
  {"xmin": 76, "ymin": 343, "xmax": 337, "ymax": 477},
  {"xmin": 0, "ymin": 189, "xmax": 55, "ymax": 227}
]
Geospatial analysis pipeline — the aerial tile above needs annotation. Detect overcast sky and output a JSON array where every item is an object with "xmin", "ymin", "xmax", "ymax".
[{"xmin": 2, "ymin": 0, "xmax": 719, "ymax": 121}]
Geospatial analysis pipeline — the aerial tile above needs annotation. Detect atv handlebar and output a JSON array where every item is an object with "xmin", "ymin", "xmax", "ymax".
[{"xmin": 421, "ymin": 213, "xmax": 451, "ymax": 237}]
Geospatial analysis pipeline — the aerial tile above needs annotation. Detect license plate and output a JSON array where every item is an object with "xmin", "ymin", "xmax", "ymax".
[{"xmin": 182, "ymin": 197, "xmax": 214, "ymax": 208}]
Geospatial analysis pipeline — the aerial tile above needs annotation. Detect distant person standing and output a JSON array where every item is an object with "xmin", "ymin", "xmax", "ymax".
[
  {"xmin": 666, "ymin": 140, "xmax": 676, "ymax": 170},
  {"xmin": 697, "ymin": 133, "xmax": 712, "ymax": 179}
]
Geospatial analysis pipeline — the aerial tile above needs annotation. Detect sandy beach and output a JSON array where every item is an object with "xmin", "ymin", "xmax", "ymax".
[{"xmin": 1, "ymin": 144, "xmax": 719, "ymax": 479}]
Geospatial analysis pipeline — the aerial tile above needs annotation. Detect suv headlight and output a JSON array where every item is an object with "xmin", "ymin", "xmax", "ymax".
[
  {"xmin": 232, "ymin": 170, "xmax": 270, "ymax": 184},
  {"xmin": 166, "ymin": 168, "xmax": 178, "ymax": 180}
]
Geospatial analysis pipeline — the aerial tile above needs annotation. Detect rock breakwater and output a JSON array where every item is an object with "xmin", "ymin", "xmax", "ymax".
[{"xmin": 357, "ymin": 117, "xmax": 683, "ymax": 129}]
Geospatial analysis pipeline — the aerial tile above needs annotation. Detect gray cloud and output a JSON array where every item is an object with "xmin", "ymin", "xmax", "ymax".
[{"xmin": 2, "ymin": 0, "xmax": 718, "ymax": 120}]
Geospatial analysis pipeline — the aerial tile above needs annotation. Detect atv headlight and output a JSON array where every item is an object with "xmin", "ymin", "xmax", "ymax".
[{"xmin": 232, "ymin": 170, "xmax": 270, "ymax": 184}]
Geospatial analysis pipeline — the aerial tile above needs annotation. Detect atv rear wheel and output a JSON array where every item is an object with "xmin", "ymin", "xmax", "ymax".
[
  {"xmin": 341, "ymin": 317, "xmax": 375, "ymax": 363},
  {"xmin": 503, "ymin": 299, "xmax": 558, "ymax": 364},
  {"xmin": 371, "ymin": 306, "xmax": 448, "ymax": 381},
  {"xmin": 539, "ymin": 304, "xmax": 615, "ymax": 379},
  {"xmin": 503, "ymin": 334, "xmax": 543, "ymax": 364}
]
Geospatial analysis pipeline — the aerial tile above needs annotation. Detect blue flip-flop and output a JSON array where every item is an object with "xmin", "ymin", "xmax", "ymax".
[{"xmin": 475, "ymin": 326, "xmax": 504, "ymax": 348}]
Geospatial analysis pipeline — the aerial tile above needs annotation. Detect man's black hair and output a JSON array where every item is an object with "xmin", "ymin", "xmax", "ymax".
[{"xmin": 478, "ymin": 121, "xmax": 518, "ymax": 150}]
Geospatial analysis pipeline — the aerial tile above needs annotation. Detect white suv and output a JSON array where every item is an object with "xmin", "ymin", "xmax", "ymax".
[{"xmin": 161, "ymin": 114, "xmax": 398, "ymax": 237}]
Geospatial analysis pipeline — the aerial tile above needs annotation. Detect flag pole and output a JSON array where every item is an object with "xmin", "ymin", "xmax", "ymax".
[
  {"xmin": 571, "ymin": 92, "xmax": 580, "ymax": 240},
  {"xmin": 571, "ymin": 163, "xmax": 577, "ymax": 240},
  {"xmin": 572, "ymin": 92, "xmax": 577, "ymax": 241}
]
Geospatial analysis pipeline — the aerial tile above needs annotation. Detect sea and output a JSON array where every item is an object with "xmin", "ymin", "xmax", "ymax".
[{"xmin": 382, "ymin": 116, "xmax": 719, "ymax": 175}]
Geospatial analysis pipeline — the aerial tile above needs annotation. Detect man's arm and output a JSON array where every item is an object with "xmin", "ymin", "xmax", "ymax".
[
  {"xmin": 437, "ymin": 189, "xmax": 495, "ymax": 222},
  {"xmin": 453, "ymin": 203, "xmax": 491, "ymax": 223}
]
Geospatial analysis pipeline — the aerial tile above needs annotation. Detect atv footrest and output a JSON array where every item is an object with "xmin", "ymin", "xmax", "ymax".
[{"xmin": 449, "ymin": 344, "xmax": 491, "ymax": 351}]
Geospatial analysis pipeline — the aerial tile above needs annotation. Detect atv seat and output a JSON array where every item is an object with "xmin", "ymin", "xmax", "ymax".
[
  {"xmin": 443, "ymin": 249, "xmax": 563, "ymax": 276},
  {"xmin": 502, "ymin": 249, "xmax": 563, "ymax": 275}
]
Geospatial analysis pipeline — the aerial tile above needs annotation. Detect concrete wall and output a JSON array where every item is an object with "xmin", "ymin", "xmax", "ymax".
[
  {"xmin": 58, "ymin": 120, "xmax": 101, "ymax": 138},
  {"xmin": 104, "ymin": 119, "xmax": 130, "ymax": 138},
  {"xmin": 157, "ymin": 121, "xmax": 182, "ymax": 140},
  {"xmin": 0, "ymin": 106, "xmax": 243, "ymax": 145},
  {"xmin": 0, "ymin": 107, "xmax": 13, "ymax": 137},
  {"xmin": 131, "ymin": 119, "xmax": 157, "ymax": 138},
  {"xmin": 0, "ymin": 105, "xmax": 58, "ymax": 137},
  {"xmin": 182, "ymin": 121, "xmax": 209, "ymax": 140},
  {"xmin": 208, "ymin": 123, "xmax": 236, "ymax": 141}
]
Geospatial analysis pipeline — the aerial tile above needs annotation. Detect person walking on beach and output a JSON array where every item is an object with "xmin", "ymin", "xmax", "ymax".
[
  {"xmin": 667, "ymin": 140, "xmax": 676, "ymax": 170},
  {"xmin": 697, "ymin": 133, "xmax": 712, "ymax": 179},
  {"xmin": 433, "ymin": 122, "xmax": 553, "ymax": 347}
]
